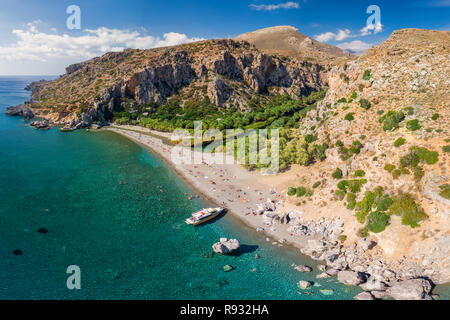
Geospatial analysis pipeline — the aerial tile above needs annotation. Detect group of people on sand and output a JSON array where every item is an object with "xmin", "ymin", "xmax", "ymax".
[{"xmin": 117, "ymin": 128, "xmax": 282, "ymax": 220}]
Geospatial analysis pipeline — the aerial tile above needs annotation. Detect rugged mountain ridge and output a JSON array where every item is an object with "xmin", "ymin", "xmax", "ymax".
[
  {"xmin": 235, "ymin": 25, "xmax": 351, "ymax": 61},
  {"xmin": 21, "ymin": 38, "xmax": 336, "ymax": 127},
  {"xmin": 276, "ymin": 28, "xmax": 449, "ymax": 284}
]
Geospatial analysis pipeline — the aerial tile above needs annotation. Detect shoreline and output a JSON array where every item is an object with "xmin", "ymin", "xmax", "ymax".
[
  {"xmin": 105, "ymin": 126, "xmax": 313, "ymax": 252},
  {"xmin": 103, "ymin": 124, "xmax": 448, "ymax": 300}
]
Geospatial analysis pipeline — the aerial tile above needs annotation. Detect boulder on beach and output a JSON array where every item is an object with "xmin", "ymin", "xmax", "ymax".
[
  {"xmin": 212, "ymin": 238, "xmax": 240, "ymax": 255},
  {"xmin": 360, "ymin": 277, "xmax": 388, "ymax": 291},
  {"xmin": 316, "ymin": 272, "xmax": 331, "ymax": 279},
  {"xmin": 387, "ymin": 278, "xmax": 433, "ymax": 300},
  {"xmin": 354, "ymin": 292, "xmax": 375, "ymax": 300},
  {"xmin": 337, "ymin": 270, "xmax": 367, "ymax": 285}
]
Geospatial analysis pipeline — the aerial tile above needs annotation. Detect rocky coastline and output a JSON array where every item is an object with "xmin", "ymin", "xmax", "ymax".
[
  {"xmin": 5, "ymin": 107, "xmax": 446, "ymax": 300},
  {"xmin": 254, "ymin": 199, "xmax": 440, "ymax": 300}
]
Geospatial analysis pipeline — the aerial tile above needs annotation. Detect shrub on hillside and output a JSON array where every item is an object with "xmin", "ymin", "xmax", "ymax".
[
  {"xmin": 379, "ymin": 110, "xmax": 405, "ymax": 131},
  {"xmin": 359, "ymin": 99, "xmax": 371, "ymax": 110},
  {"xmin": 388, "ymin": 194, "xmax": 427, "ymax": 228},
  {"xmin": 332, "ymin": 168, "xmax": 343, "ymax": 179},
  {"xmin": 394, "ymin": 137, "xmax": 406, "ymax": 147},
  {"xmin": 406, "ymin": 119, "xmax": 422, "ymax": 131}
]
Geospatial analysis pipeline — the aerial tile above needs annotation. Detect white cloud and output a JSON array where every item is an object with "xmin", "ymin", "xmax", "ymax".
[
  {"xmin": 250, "ymin": 2, "xmax": 300, "ymax": 11},
  {"xmin": 314, "ymin": 29, "xmax": 353, "ymax": 42},
  {"xmin": 335, "ymin": 29, "xmax": 352, "ymax": 41},
  {"xmin": 0, "ymin": 22, "xmax": 204, "ymax": 63},
  {"xmin": 337, "ymin": 40, "xmax": 373, "ymax": 55},
  {"xmin": 360, "ymin": 22, "xmax": 383, "ymax": 36},
  {"xmin": 314, "ymin": 32, "xmax": 336, "ymax": 42}
]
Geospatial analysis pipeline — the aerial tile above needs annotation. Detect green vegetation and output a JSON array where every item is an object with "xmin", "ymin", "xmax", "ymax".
[
  {"xmin": 443, "ymin": 145, "xmax": 450, "ymax": 153},
  {"xmin": 287, "ymin": 186, "xmax": 313, "ymax": 198},
  {"xmin": 338, "ymin": 235, "xmax": 347, "ymax": 243},
  {"xmin": 346, "ymin": 192, "xmax": 357, "ymax": 210},
  {"xmin": 431, "ymin": 113, "xmax": 440, "ymax": 121},
  {"xmin": 337, "ymin": 97, "xmax": 347, "ymax": 104},
  {"xmin": 312, "ymin": 181, "xmax": 322, "ymax": 189},
  {"xmin": 439, "ymin": 184, "xmax": 450, "ymax": 200},
  {"xmin": 403, "ymin": 107, "xmax": 415, "ymax": 116},
  {"xmin": 394, "ymin": 137, "xmax": 406, "ymax": 148},
  {"xmin": 344, "ymin": 112, "xmax": 355, "ymax": 121},
  {"xmin": 287, "ymin": 187, "xmax": 297, "ymax": 196},
  {"xmin": 332, "ymin": 168, "xmax": 343, "ymax": 179},
  {"xmin": 367, "ymin": 211, "xmax": 391, "ymax": 233},
  {"xmin": 115, "ymin": 91, "xmax": 326, "ymax": 132},
  {"xmin": 358, "ymin": 227, "xmax": 369, "ymax": 238},
  {"xmin": 400, "ymin": 146, "xmax": 439, "ymax": 167},
  {"xmin": 349, "ymin": 91, "xmax": 358, "ymax": 101},
  {"xmin": 359, "ymin": 99, "xmax": 371, "ymax": 110},
  {"xmin": 363, "ymin": 69, "xmax": 372, "ymax": 81},
  {"xmin": 388, "ymin": 194, "xmax": 427, "ymax": 228},
  {"xmin": 336, "ymin": 140, "xmax": 363, "ymax": 161},
  {"xmin": 406, "ymin": 119, "xmax": 422, "ymax": 131},
  {"xmin": 354, "ymin": 170, "xmax": 366, "ymax": 177},
  {"xmin": 337, "ymin": 179, "xmax": 368, "ymax": 194},
  {"xmin": 379, "ymin": 110, "xmax": 405, "ymax": 131},
  {"xmin": 278, "ymin": 130, "xmax": 330, "ymax": 170}
]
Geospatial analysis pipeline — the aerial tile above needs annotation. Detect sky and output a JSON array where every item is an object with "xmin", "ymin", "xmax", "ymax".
[{"xmin": 0, "ymin": 0, "xmax": 448, "ymax": 75}]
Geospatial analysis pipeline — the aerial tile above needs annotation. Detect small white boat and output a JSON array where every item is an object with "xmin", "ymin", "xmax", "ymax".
[
  {"xmin": 185, "ymin": 207, "xmax": 225, "ymax": 225},
  {"xmin": 60, "ymin": 127, "xmax": 75, "ymax": 132}
]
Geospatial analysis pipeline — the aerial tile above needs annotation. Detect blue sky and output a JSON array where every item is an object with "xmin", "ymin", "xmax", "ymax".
[{"xmin": 0, "ymin": 0, "xmax": 448, "ymax": 75}]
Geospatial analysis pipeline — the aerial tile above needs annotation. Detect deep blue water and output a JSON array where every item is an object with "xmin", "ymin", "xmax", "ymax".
[{"xmin": 0, "ymin": 76, "xmax": 445, "ymax": 300}]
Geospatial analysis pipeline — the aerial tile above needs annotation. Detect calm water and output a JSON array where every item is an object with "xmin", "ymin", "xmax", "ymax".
[{"xmin": 0, "ymin": 76, "xmax": 447, "ymax": 300}]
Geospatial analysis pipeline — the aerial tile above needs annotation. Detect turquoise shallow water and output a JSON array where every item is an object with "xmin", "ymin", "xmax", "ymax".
[{"xmin": 0, "ymin": 76, "xmax": 447, "ymax": 300}]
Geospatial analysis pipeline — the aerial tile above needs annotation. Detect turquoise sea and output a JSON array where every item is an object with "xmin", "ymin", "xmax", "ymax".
[{"xmin": 0, "ymin": 76, "xmax": 447, "ymax": 300}]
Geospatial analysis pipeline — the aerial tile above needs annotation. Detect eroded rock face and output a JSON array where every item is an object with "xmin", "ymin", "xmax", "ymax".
[
  {"xmin": 212, "ymin": 238, "xmax": 241, "ymax": 255},
  {"xmin": 387, "ymin": 278, "xmax": 433, "ymax": 300},
  {"xmin": 5, "ymin": 105, "xmax": 34, "ymax": 119}
]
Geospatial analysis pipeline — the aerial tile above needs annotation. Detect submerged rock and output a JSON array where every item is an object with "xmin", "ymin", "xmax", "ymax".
[
  {"xmin": 12, "ymin": 249, "xmax": 23, "ymax": 256},
  {"xmin": 222, "ymin": 265, "xmax": 234, "ymax": 272},
  {"xmin": 298, "ymin": 281, "xmax": 312, "ymax": 290},
  {"xmin": 320, "ymin": 289, "xmax": 334, "ymax": 296},
  {"xmin": 38, "ymin": 228, "xmax": 48, "ymax": 234},
  {"xmin": 212, "ymin": 238, "xmax": 240, "ymax": 255}
]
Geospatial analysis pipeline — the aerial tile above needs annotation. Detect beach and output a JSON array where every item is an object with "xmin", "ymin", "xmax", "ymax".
[{"xmin": 106, "ymin": 125, "xmax": 312, "ymax": 250}]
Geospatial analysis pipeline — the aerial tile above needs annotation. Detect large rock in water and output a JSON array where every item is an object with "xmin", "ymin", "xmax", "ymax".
[
  {"xmin": 212, "ymin": 238, "xmax": 240, "ymax": 255},
  {"xmin": 337, "ymin": 271, "xmax": 367, "ymax": 285},
  {"xmin": 387, "ymin": 279, "xmax": 433, "ymax": 300}
]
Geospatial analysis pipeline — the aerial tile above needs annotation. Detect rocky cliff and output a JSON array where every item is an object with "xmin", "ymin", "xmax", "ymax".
[{"xmin": 23, "ymin": 37, "xmax": 336, "ymax": 127}]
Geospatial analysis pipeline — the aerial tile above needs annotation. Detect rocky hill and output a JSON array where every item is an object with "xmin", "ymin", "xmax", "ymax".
[
  {"xmin": 22, "ymin": 35, "xmax": 347, "ymax": 127},
  {"xmin": 272, "ymin": 28, "xmax": 449, "ymax": 284},
  {"xmin": 235, "ymin": 25, "xmax": 351, "ymax": 63}
]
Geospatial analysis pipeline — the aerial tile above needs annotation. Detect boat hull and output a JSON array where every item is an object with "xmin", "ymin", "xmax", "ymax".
[{"xmin": 185, "ymin": 208, "xmax": 224, "ymax": 225}]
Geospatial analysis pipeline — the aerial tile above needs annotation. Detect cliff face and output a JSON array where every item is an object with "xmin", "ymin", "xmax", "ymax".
[{"xmin": 27, "ymin": 38, "xmax": 332, "ymax": 126}]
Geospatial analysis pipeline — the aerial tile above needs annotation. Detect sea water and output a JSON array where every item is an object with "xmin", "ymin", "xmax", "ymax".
[{"xmin": 1, "ymin": 76, "xmax": 447, "ymax": 300}]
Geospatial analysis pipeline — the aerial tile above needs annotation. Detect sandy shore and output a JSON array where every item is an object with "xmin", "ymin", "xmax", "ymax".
[{"xmin": 105, "ymin": 125, "xmax": 312, "ymax": 250}]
